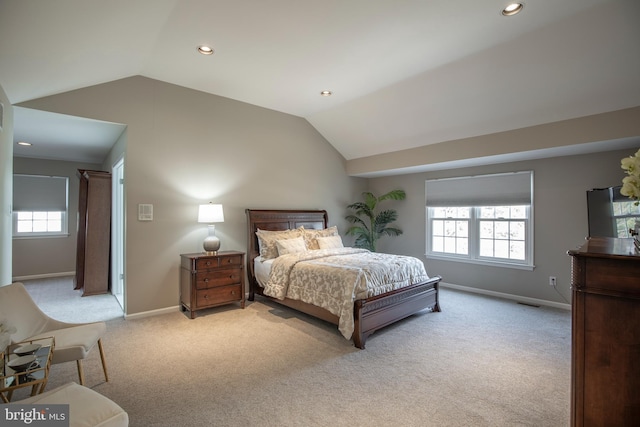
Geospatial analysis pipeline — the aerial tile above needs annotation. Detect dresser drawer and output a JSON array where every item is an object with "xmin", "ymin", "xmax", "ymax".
[
  {"xmin": 196, "ymin": 285, "xmax": 242, "ymax": 307},
  {"xmin": 195, "ymin": 255, "xmax": 243, "ymax": 270},
  {"xmin": 195, "ymin": 268, "xmax": 242, "ymax": 289}
]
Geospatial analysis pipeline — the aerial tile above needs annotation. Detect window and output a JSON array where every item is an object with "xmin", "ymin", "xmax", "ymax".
[
  {"xmin": 431, "ymin": 207, "xmax": 469, "ymax": 255},
  {"xmin": 426, "ymin": 171, "xmax": 533, "ymax": 269},
  {"xmin": 587, "ymin": 186, "xmax": 640, "ymax": 238},
  {"xmin": 612, "ymin": 200, "xmax": 640, "ymax": 238},
  {"xmin": 478, "ymin": 205, "xmax": 527, "ymax": 260},
  {"xmin": 13, "ymin": 174, "xmax": 69, "ymax": 237}
]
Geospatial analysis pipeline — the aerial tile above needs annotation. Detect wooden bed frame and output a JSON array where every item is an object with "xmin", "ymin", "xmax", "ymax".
[{"xmin": 245, "ymin": 209, "xmax": 442, "ymax": 349}]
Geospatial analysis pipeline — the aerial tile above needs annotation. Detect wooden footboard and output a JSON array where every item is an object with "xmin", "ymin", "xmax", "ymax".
[{"xmin": 353, "ymin": 276, "xmax": 441, "ymax": 349}]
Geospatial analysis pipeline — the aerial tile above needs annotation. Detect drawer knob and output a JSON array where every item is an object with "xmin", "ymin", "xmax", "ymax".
[
  {"xmin": 204, "ymin": 278, "xmax": 209, "ymax": 283},
  {"xmin": 206, "ymin": 261, "xmax": 212, "ymax": 266}
]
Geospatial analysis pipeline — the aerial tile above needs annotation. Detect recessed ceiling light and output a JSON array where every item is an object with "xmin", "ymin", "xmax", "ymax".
[
  {"xmin": 197, "ymin": 45, "xmax": 214, "ymax": 55},
  {"xmin": 320, "ymin": 90, "xmax": 332, "ymax": 96},
  {"xmin": 17, "ymin": 141, "xmax": 32, "ymax": 146},
  {"xmin": 502, "ymin": 2, "xmax": 524, "ymax": 16}
]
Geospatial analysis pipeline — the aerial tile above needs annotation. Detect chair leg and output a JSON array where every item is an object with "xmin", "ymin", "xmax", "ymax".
[
  {"xmin": 98, "ymin": 338, "xmax": 109, "ymax": 382},
  {"xmin": 76, "ymin": 360, "xmax": 85, "ymax": 386}
]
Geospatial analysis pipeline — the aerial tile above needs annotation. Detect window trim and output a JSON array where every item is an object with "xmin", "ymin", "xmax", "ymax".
[
  {"xmin": 12, "ymin": 211, "xmax": 70, "ymax": 239},
  {"xmin": 12, "ymin": 173, "xmax": 70, "ymax": 239},
  {"xmin": 426, "ymin": 206, "xmax": 534, "ymax": 270}
]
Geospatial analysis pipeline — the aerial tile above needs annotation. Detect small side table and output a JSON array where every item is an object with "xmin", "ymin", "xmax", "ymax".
[
  {"xmin": 1, "ymin": 336, "xmax": 55, "ymax": 403},
  {"xmin": 180, "ymin": 251, "xmax": 246, "ymax": 318}
]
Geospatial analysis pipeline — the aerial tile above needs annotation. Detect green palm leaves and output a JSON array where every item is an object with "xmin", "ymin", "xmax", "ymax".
[{"xmin": 345, "ymin": 189, "xmax": 406, "ymax": 252}]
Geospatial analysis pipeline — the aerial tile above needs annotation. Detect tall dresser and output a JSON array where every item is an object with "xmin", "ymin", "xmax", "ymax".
[
  {"xmin": 75, "ymin": 169, "xmax": 111, "ymax": 296},
  {"xmin": 568, "ymin": 237, "xmax": 640, "ymax": 426}
]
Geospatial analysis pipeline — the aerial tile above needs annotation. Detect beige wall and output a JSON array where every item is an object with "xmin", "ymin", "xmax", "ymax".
[
  {"xmin": 18, "ymin": 76, "xmax": 366, "ymax": 315},
  {"xmin": 347, "ymin": 107, "xmax": 640, "ymax": 176},
  {"xmin": 368, "ymin": 148, "xmax": 634, "ymax": 305},
  {"xmin": 12, "ymin": 158, "xmax": 103, "ymax": 278},
  {"xmin": 0, "ymin": 86, "xmax": 13, "ymax": 285}
]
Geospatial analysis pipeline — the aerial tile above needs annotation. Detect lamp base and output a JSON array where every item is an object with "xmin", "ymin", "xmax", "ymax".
[{"xmin": 203, "ymin": 225, "xmax": 221, "ymax": 254}]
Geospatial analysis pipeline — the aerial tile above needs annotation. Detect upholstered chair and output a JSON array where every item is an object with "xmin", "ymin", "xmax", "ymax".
[
  {"xmin": 0, "ymin": 282, "xmax": 108, "ymax": 386},
  {"xmin": 16, "ymin": 382, "xmax": 128, "ymax": 427}
]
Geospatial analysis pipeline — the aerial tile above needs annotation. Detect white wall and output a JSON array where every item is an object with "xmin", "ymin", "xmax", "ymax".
[
  {"xmin": 18, "ymin": 76, "xmax": 366, "ymax": 315},
  {"xmin": 368, "ymin": 148, "xmax": 635, "ymax": 305},
  {"xmin": 0, "ymin": 85, "xmax": 13, "ymax": 285}
]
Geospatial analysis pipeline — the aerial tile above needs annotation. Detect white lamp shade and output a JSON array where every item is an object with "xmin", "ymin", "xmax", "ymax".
[{"xmin": 198, "ymin": 203, "xmax": 224, "ymax": 223}]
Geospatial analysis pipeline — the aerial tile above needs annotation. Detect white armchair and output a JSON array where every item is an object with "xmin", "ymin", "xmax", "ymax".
[
  {"xmin": 15, "ymin": 382, "xmax": 128, "ymax": 427},
  {"xmin": 0, "ymin": 282, "xmax": 108, "ymax": 386}
]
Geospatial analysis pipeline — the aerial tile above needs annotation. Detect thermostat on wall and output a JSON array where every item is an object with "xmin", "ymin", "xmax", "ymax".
[{"xmin": 138, "ymin": 204, "xmax": 153, "ymax": 221}]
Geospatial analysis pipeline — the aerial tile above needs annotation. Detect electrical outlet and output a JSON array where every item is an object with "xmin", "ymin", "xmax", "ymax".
[{"xmin": 549, "ymin": 276, "xmax": 557, "ymax": 287}]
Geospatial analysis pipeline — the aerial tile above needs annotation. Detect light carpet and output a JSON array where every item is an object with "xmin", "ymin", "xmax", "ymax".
[
  {"xmin": 13, "ymin": 279, "xmax": 571, "ymax": 427},
  {"xmin": 22, "ymin": 276, "xmax": 124, "ymax": 323}
]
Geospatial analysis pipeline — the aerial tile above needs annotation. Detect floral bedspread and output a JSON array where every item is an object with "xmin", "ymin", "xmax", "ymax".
[{"xmin": 263, "ymin": 248, "xmax": 430, "ymax": 339}]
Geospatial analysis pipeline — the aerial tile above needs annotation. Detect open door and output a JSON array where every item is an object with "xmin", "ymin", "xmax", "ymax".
[{"xmin": 112, "ymin": 157, "xmax": 125, "ymax": 310}]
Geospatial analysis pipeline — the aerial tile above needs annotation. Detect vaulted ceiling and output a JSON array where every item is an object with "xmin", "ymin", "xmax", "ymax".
[{"xmin": 1, "ymin": 0, "xmax": 639, "ymax": 167}]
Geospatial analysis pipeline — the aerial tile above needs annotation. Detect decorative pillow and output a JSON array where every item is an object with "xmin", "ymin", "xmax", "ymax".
[
  {"xmin": 256, "ymin": 227, "xmax": 303, "ymax": 260},
  {"xmin": 302, "ymin": 226, "xmax": 339, "ymax": 250},
  {"xmin": 276, "ymin": 236, "xmax": 307, "ymax": 256},
  {"xmin": 316, "ymin": 235, "xmax": 344, "ymax": 249}
]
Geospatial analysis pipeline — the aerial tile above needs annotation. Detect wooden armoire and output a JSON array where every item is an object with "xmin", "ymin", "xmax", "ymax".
[
  {"xmin": 568, "ymin": 237, "xmax": 640, "ymax": 426},
  {"xmin": 74, "ymin": 169, "xmax": 111, "ymax": 296}
]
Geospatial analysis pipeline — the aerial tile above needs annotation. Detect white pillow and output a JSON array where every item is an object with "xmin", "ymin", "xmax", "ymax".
[
  {"xmin": 256, "ymin": 227, "xmax": 303, "ymax": 259},
  {"xmin": 302, "ymin": 225, "xmax": 339, "ymax": 250},
  {"xmin": 276, "ymin": 236, "xmax": 307, "ymax": 256},
  {"xmin": 316, "ymin": 235, "xmax": 344, "ymax": 249}
]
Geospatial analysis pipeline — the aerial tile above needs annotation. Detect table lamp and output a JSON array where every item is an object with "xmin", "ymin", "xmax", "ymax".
[{"xmin": 198, "ymin": 203, "xmax": 224, "ymax": 254}]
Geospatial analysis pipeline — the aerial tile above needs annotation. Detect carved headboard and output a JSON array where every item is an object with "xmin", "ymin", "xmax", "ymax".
[{"xmin": 245, "ymin": 209, "xmax": 328, "ymax": 293}]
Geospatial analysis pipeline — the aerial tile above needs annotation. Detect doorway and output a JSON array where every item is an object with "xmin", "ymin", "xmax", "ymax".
[{"xmin": 112, "ymin": 157, "xmax": 125, "ymax": 310}]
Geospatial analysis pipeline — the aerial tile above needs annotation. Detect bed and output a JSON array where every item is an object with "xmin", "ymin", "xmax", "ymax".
[{"xmin": 246, "ymin": 209, "xmax": 441, "ymax": 349}]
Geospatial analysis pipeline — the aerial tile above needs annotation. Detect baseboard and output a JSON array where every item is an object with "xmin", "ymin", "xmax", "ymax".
[
  {"xmin": 12, "ymin": 271, "xmax": 75, "ymax": 282},
  {"xmin": 441, "ymin": 282, "xmax": 571, "ymax": 311},
  {"xmin": 124, "ymin": 305, "xmax": 181, "ymax": 320}
]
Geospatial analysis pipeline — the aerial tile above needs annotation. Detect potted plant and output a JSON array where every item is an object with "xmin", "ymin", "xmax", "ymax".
[{"xmin": 345, "ymin": 189, "xmax": 406, "ymax": 252}]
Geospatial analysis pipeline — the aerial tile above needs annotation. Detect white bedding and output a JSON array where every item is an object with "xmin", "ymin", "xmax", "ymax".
[
  {"xmin": 254, "ymin": 256, "xmax": 274, "ymax": 286},
  {"xmin": 256, "ymin": 247, "xmax": 429, "ymax": 340}
]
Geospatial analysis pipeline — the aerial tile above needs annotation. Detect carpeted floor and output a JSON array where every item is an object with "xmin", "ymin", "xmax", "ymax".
[
  {"xmin": 12, "ymin": 280, "xmax": 571, "ymax": 427},
  {"xmin": 22, "ymin": 276, "xmax": 124, "ymax": 323}
]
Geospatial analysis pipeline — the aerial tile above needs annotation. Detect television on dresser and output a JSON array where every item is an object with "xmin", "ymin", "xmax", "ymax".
[{"xmin": 586, "ymin": 186, "xmax": 639, "ymax": 238}]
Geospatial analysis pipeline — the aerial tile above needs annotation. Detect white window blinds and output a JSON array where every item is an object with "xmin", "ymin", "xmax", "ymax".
[
  {"xmin": 426, "ymin": 171, "xmax": 533, "ymax": 207},
  {"xmin": 13, "ymin": 174, "xmax": 68, "ymax": 211}
]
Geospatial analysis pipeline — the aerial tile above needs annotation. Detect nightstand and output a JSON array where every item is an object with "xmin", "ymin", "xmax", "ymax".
[{"xmin": 180, "ymin": 251, "xmax": 245, "ymax": 318}]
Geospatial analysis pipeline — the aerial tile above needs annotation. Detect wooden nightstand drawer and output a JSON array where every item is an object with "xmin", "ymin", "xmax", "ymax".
[
  {"xmin": 218, "ymin": 254, "xmax": 243, "ymax": 267},
  {"xmin": 195, "ymin": 254, "xmax": 242, "ymax": 270},
  {"xmin": 180, "ymin": 251, "xmax": 246, "ymax": 319},
  {"xmin": 196, "ymin": 285, "xmax": 242, "ymax": 307},
  {"xmin": 195, "ymin": 268, "xmax": 242, "ymax": 289}
]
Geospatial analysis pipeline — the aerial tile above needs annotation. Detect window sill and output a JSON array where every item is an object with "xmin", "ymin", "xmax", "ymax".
[
  {"xmin": 425, "ymin": 253, "xmax": 535, "ymax": 271},
  {"xmin": 13, "ymin": 233, "xmax": 70, "ymax": 240}
]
